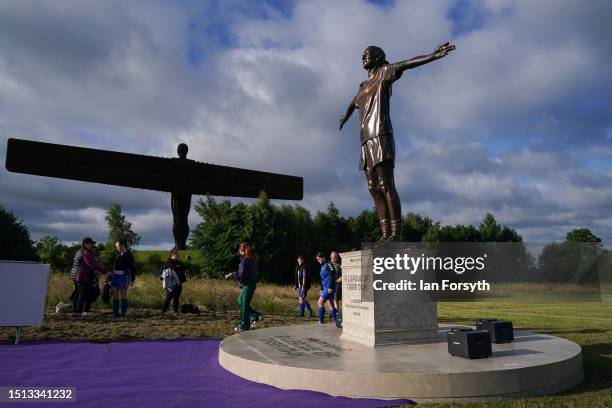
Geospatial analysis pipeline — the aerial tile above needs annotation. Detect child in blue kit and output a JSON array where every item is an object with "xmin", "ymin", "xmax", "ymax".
[{"xmin": 316, "ymin": 252, "xmax": 337, "ymax": 324}]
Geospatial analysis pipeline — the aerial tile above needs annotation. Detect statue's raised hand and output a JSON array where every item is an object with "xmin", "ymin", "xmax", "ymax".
[{"xmin": 433, "ymin": 42, "xmax": 455, "ymax": 59}]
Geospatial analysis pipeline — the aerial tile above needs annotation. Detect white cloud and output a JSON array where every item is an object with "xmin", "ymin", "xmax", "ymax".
[{"xmin": 1, "ymin": 0, "xmax": 611, "ymax": 245}]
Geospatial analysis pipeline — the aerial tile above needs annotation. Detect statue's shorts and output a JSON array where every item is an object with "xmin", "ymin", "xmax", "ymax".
[{"xmin": 359, "ymin": 134, "xmax": 395, "ymax": 171}]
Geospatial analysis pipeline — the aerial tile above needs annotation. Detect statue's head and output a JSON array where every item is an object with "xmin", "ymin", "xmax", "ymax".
[
  {"xmin": 362, "ymin": 46, "xmax": 388, "ymax": 70},
  {"xmin": 177, "ymin": 143, "xmax": 188, "ymax": 159}
]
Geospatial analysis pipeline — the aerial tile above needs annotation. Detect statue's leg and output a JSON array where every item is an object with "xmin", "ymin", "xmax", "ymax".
[
  {"xmin": 181, "ymin": 195, "xmax": 192, "ymax": 248},
  {"xmin": 375, "ymin": 161, "xmax": 402, "ymax": 241},
  {"xmin": 365, "ymin": 168, "xmax": 390, "ymax": 240},
  {"xmin": 171, "ymin": 193, "xmax": 191, "ymax": 250}
]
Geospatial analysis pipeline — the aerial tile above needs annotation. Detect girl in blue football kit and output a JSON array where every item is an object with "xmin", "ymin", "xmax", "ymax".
[{"xmin": 316, "ymin": 252, "xmax": 337, "ymax": 324}]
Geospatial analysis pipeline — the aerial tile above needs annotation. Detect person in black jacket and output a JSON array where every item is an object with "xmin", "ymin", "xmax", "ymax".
[
  {"xmin": 294, "ymin": 255, "xmax": 314, "ymax": 317},
  {"xmin": 330, "ymin": 250, "xmax": 342, "ymax": 328},
  {"xmin": 160, "ymin": 247, "xmax": 188, "ymax": 315},
  {"xmin": 111, "ymin": 240, "xmax": 135, "ymax": 317}
]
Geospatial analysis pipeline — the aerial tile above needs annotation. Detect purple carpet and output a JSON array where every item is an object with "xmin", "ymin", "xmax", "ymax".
[{"xmin": 0, "ymin": 339, "xmax": 413, "ymax": 408}]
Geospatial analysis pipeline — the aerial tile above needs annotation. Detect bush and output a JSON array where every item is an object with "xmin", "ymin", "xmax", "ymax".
[{"xmin": 0, "ymin": 206, "xmax": 37, "ymax": 261}]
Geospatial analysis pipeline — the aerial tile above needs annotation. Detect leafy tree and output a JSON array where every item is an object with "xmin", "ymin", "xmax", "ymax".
[
  {"xmin": 35, "ymin": 237, "xmax": 80, "ymax": 273},
  {"xmin": 105, "ymin": 203, "xmax": 140, "ymax": 247},
  {"xmin": 438, "ymin": 224, "xmax": 480, "ymax": 242},
  {"xmin": 564, "ymin": 228, "xmax": 603, "ymax": 283},
  {"xmin": 0, "ymin": 206, "xmax": 37, "ymax": 261},
  {"xmin": 35, "ymin": 235, "xmax": 63, "ymax": 269},
  {"xmin": 313, "ymin": 203, "xmax": 352, "ymax": 253},
  {"xmin": 478, "ymin": 213, "xmax": 522, "ymax": 242},
  {"xmin": 403, "ymin": 212, "xmax": 436, "ymax": 242},
  {"xmin": 565, "ymin": 228, "xmax": 602, "ymax": 244},
  {"xmin": 274, "ymin": 204, "xmax": 317, "ymax": 283},
  {"xmin": 537, "ymin": 242, "xmax": 579, "ymax": 282},
  {"xmin": 423, "ymin": 222, "xmax": 441, "ymax": 242},
  {"xmin": 537, "ymin": 228, "xmax": 603, "ymax": 283},
  {"xmin": 99, "ymin": 203, "xmax": 140, "ymax": 268},
  {"xmin": 479, "ymin": 213, "xmax": 499, "ymax": 241},
  {"xmin": 349, "ymin": 209, "xmax": 380, "ymax": 244},
  {"xmin": 190, "ymin": 196, "xmax": 250, "ymax": 278}
]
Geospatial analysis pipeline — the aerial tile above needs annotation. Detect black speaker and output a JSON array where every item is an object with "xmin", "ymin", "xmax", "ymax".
[
  {"xmin": 447, "ymin": 328, "xmax": 492, "ymax": 359},
  {"xmin": 476, "ymin": 319, "xmax": 514, "ymax": 343}
]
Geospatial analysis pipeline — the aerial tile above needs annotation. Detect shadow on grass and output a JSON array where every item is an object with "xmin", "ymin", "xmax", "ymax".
[{"xmin": 575, "ymin": 343, "xmax": 612, "ymax": 393}]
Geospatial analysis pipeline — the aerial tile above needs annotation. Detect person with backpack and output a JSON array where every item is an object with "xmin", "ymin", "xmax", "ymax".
[
  {"xmin": 160, "ymin": 247, "xmax": 188, "ymax": 315},
  {"xmin": 225, "ymin": 242, "xmax": 261, "ymax": 331},
  {"xmin": 69, "ymin": 246, "xmax": 84, "ymax": 312},
  {"xmin": 316, "ymin": 251, "xmax": 337, "ymax": 324},
  {"xmin": 74, "ymin": 237, "xmax": 106, "ymax": 317},
  {"xmin": 294, "ymin": 254, "xmax": 314, "ymax": 317}
]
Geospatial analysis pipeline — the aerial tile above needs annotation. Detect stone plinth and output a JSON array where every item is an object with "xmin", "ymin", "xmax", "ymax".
[
  {"xmin": 339, "ymin": 249, "xmax": 438, "ymax": 347},
  {"xmin": 219, "ymin": 324, "xmax": 583, "ymax": 402}
]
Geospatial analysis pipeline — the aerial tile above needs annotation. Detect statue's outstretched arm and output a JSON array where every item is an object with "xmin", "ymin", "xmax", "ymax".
[
  {"xmin": 340, "ymin": 98, "xmax": 357, "ymax": 130},
  {"xmin": 394, "ymin": 42, "xmax": 455, "ymax": 73}
]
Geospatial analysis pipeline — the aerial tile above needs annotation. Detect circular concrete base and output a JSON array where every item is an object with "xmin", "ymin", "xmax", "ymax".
[{"xmin": 219, "ymin": 324, "xmax": 583, "ymax": 402}]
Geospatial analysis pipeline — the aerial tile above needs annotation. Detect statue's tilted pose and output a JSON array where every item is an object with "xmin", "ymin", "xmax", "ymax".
[{"xmin": 340, "ymin": 42, "xmax": 455, "ymax": 241}]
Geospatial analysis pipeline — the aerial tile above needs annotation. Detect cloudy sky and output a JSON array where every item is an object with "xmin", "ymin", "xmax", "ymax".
[{"xmin": 1, "ymin": 0, "xmax": 611, "ymax": 247}]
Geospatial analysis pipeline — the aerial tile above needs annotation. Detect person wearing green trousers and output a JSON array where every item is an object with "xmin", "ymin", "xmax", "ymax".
[{"xmin": 225, "ymin": 242, "xmax": 262, "ymax": 331}]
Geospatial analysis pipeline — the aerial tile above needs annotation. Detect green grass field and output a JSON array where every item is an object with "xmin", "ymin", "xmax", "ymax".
[{"xmin": 1, "ymin": 273, "xmax": 611, "ymax": 407}]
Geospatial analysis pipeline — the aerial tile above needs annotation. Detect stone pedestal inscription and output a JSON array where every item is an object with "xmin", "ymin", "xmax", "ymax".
[
  {"xmin": 340, "ymin": 248, "xmax": 438, "ymax": 347},
  {"xmin": 260, "ymin": 335, "xmax": 345, "ymax": 358}
]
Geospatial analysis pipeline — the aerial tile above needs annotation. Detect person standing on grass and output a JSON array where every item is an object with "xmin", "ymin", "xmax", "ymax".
[
  {"xmin": 111, "ymin": 240, "xmax": 135, "ymax": 318},
  {"xmin": 69, "ymin": 245, "xmax": 84, "ymax": 312},
  {"xmin": 316, "ymin": 252, "xmax": 337, "ymax": 324},
  {"xmin": 294, "ymin": 254, "xmax": 314, "ymax": 317},
  {"xmin": 225, "ymin": 242, "xmax": 261, "ymax": 331},
  {"xmin": 160, "ymin": 247, "xmax": 188, "ymax": 315},
  {"xmin": 330, "ymin": 250, "xmax": 343, "ymax": 328},
  {"xmin": 74, "ymin": 237, "xmax": 106, "ymax": 317}
]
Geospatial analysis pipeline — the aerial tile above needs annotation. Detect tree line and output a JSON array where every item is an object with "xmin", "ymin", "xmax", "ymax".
[
  {"xmin": 190, "ymin": 194, "xmax": 519, "ymax": 284},
  {"xmin": 1, "ymin": 200, "xmax": 607, "ymax": 286}
]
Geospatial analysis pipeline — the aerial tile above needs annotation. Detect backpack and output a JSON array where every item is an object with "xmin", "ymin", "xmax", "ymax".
[
  {"xmin": 181, "ymin": 304, "xmax": 200, "ymax": 314},
  {"xmin": 161, "ymin": 268, "xmax": 179, "ymax": 291},
  {"xmin": 101, "ymin": 282, "xmax": 111, "ymax": 303}
]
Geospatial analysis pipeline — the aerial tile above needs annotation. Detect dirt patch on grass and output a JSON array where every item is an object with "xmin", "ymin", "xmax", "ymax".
[{"xmin": 0, "ymin": 308, "xmax": 317, "ymax": 344}]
